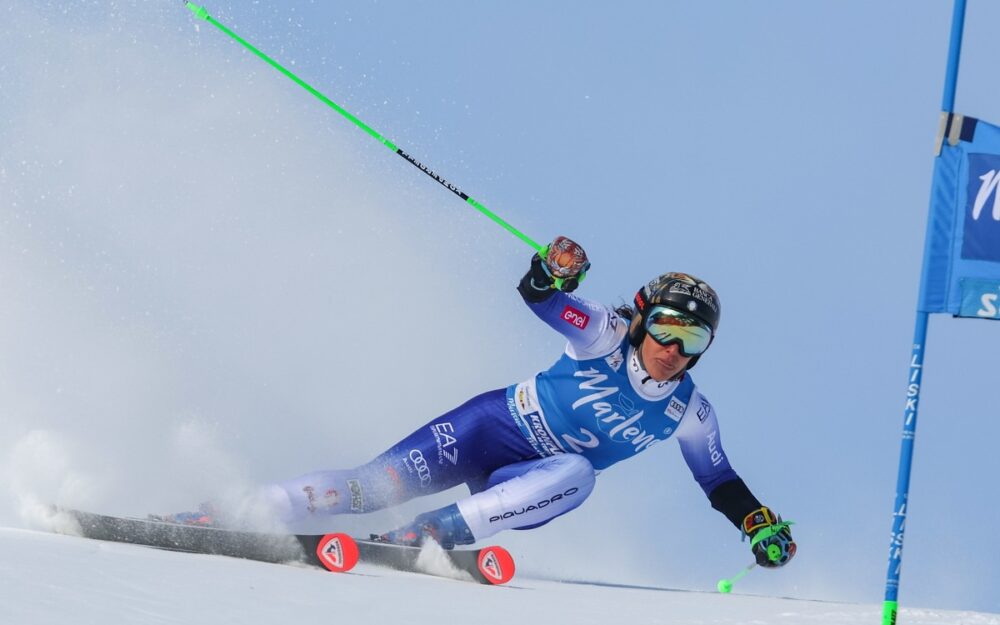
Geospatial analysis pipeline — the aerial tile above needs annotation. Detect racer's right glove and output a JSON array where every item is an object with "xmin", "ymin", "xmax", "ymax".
[{"xmin": 518, "ymin": 236, "xmax": 589, "ymax": 302}]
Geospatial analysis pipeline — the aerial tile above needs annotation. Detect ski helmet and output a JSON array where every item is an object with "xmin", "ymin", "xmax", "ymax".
[{"xmin": 627, "ymin": 272, "xmax": 721, "ymax": 370}]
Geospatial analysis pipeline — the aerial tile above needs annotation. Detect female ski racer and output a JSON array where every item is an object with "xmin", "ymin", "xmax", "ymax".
[{"xmin": 173, "ymin": 236, "xmax": 795, "ymax": 569}]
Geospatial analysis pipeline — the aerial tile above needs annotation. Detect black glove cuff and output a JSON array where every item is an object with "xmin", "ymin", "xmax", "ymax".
[
  {"xmin": 517, "ymin": 255, "xmax": 557, "ymax": 303},
  {"xmin": 708, "ymin": 478, "xmax": 763, "ymax": 529}
]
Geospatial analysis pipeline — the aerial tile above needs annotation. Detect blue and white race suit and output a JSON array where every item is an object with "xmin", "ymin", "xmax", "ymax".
[{"xmin": 262, "ymin": 290, "xmax": 743, "ymax": 541}]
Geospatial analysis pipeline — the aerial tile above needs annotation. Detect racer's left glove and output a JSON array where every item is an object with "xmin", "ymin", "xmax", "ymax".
[{"xmin": 742, "ymin": 506, "xmax": 796, "ymax": 568}]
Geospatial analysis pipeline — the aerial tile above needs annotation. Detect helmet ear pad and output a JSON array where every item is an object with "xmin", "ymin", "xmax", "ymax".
[
  {"xmin": 627, "ymin": 286, "xmax": 650, "ymax": 347},
  {"xmin": 627, "ymin": 308, "xmax": 645, "ymax": 347}
]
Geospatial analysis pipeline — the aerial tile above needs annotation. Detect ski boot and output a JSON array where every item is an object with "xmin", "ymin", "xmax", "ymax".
[{"xmin": 375, "ymin": 504, "xmax": 475, "ymax": 550}]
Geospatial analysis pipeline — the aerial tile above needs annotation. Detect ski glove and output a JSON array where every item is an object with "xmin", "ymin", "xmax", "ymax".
[
  {"xmin": 544, "ymin": 236, "xmax": 590, "ymax": 287},
  {"xmin": 742, "ymin": 506, "xmax": 796, "ymax": 568},
  {"xmin": 518, "ymin": 236, "xmax": 590, "ymax": 303}
]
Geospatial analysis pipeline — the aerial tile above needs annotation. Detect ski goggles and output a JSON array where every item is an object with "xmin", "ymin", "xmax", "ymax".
[{"xmin": 644, "ymin": 306, "xmax": 713, "ymax": 356}]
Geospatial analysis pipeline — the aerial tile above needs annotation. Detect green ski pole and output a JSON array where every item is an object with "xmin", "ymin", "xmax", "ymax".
[
  {"xmin": 184, "ymin": 3, "xmax": 542, "ymax": 254},
  {"xmin": 717, "ymin": 562, "xmax": 756, "ymax": 594},
  {"xmin": 718, "ymin": 520, "xmax": 795, "ymax": 593}
]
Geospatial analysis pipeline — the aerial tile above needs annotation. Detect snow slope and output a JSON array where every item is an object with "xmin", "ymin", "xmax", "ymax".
[{"xmin": 1, "ymin": 527, "xmax": 996, "ymax": 625}]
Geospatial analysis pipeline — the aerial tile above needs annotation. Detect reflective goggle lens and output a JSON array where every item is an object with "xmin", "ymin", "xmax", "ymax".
[{"xmin": 644, "ymin": 306, "xmax": 712, "ymax": 356}]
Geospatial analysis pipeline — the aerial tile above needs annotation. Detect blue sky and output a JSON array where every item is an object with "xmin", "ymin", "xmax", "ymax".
[{"xmin": 2, "ymin": 0, "xmax": 999, "ymax": 614}]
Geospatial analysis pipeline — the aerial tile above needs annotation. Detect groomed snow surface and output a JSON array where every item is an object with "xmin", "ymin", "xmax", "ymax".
[{"xmin": 2, "ymin": 527, "xmax": 996, "ymax": 625}]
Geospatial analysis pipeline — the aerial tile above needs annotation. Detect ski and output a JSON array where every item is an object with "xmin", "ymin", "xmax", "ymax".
[
  {"xmin": 58, "ymin": 509, "xmax": 514, "ymax": 585},
  {"xmin": 334, "ymin": 535, "xmax": 514, "ymax": 585}
]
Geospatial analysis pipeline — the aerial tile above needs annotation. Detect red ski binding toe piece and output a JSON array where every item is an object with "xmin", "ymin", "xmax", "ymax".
[
  {"xmin": 476, "ymin": 546, "xmax": 515, "ymax": 585},
  {"xmin": 316, "ymin": 533, "xmax": 360, "ymax": 573}
]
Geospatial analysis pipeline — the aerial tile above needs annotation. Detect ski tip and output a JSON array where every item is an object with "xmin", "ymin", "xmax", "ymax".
[
  {"xmin": 476, "ymin": 546, "xmax": 515, "ymax": 585},
  {"xmin": 316, "ymin": 533, "xmax": 360, "ymax": 573}
]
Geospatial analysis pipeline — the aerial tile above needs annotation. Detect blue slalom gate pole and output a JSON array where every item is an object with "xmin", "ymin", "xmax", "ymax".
[{"xmin": 882, "ymin": 1, "xmax": 967, "ymax": 623}]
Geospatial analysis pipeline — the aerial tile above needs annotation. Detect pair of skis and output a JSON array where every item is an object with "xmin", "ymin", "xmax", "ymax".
[{"xmin": 61, "ymin": 509, "xmax": 515, "ymax": 585}]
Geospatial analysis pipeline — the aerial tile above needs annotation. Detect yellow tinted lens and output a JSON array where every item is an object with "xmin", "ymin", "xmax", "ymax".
[{"xmin": 645, "ymin": 307, "xmax": 712, "ymax": 355}]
